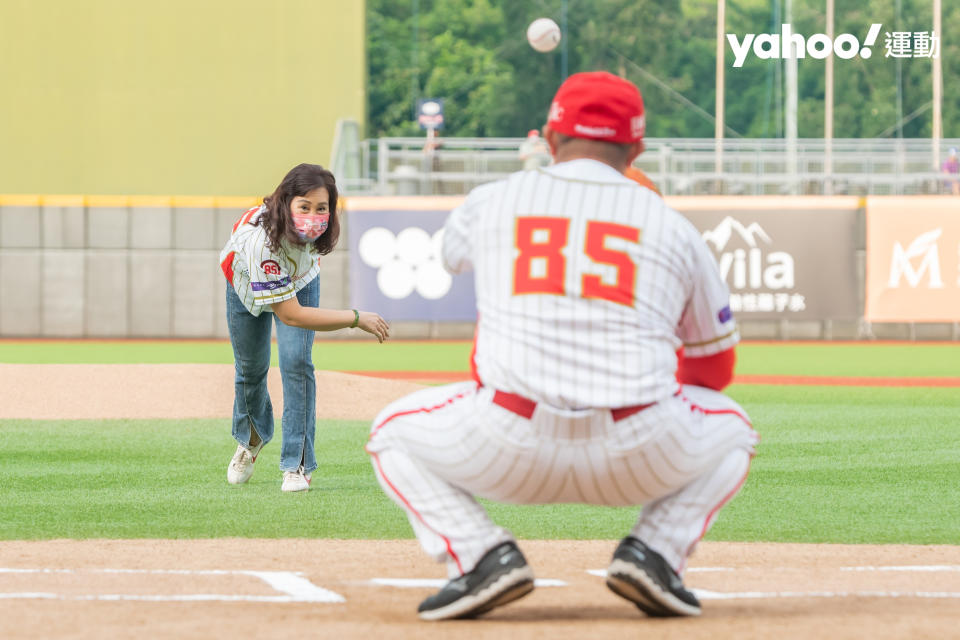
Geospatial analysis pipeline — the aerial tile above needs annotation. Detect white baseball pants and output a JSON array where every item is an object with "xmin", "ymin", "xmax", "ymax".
[{"xmin": 366, "ymin": 382, "xmax": 758, "ymax": 578}]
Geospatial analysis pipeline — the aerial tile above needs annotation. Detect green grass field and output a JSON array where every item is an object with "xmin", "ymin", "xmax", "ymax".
[
  {"xmin": 1, "ymin": 341, "xmax": 958, "ymax": 543},
  {"xmin": 3, "ymin": 339, "xmax": 960, "ymax": 377}
]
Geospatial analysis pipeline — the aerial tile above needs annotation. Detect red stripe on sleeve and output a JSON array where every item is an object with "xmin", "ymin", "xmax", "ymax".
[
  {"xmin": 233, "ymin": 206, "xmax": 258, "ymax": 232},
  {"xmin": 676, "ymin": 347, "xmax": 736, "ymax": 391},
  {"xmin": 220, "ymin": 251, "xmax": 236, "ymax": 283}
]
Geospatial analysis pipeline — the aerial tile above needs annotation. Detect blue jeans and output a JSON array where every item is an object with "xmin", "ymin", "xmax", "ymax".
[{"xmin": 226, "ymin": 279, "xmax": 319, "ymax": 474}]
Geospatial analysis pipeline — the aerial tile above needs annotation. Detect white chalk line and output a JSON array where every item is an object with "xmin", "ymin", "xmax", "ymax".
[
  {"xmin": 558, "ymin": 568, "xmax": 960, "ymax": 601},
  {"xmin": 694, "ymin": 589, "xmax": 960, "ymax": 600},
  {"xmin": 586, "ymin": 568, "xmax": 733, "ymax": 577},
  {"xmin": 0, "ymin": 568, "xmax": 343, "ymax": 603},
  {"xmin": 368, "ymin": 578, "xmax": 566, "ymax": 588},
  {"xmin": 7, "ymin": 565, "xmax": 960, "ymax": 603},
  {"xmin": 0, "ymin": 569, "xmax": 235, "ymax": 575},
  {"xmin": 588, "ymin": 566, "xmax": 960, "ymax": 578},
  {"xmin": 0, "ymin": 593, "xmax": 328, "ymax": 602},
  {"xmin": 839, "ymin": 566, "xmax": 960, "ymax": 572}
]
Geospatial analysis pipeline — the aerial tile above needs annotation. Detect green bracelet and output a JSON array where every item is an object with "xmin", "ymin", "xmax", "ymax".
[{"xmin": 351, "ymin": 309, "xmax": 359, "ymax": 329}]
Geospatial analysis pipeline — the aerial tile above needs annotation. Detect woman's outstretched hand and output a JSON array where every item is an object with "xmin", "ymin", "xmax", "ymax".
[{"xmin": 358, "ymin": 311, "xmax": 390, "ymax": 343}]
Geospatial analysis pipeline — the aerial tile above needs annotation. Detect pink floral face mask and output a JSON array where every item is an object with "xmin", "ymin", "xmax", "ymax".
[{"xmin": 292, "ymin": 212, "xmax": 330, "ymax": 242}]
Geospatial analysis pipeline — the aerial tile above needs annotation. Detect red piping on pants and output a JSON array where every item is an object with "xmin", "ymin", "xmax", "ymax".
[
  {"xmin": 677, "ymin": 392, "xmax": 757, "ymax": 573},
  {"xmin": 367, "ymin": 449, "xmax": 463, "ymax": 575},
  {"xmin": 366, "ymin": 388, "xmax": 475, "ymax": 575}
]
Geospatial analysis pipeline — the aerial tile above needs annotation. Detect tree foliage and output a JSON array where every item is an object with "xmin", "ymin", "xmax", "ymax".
[{"xmin": 367, "ymin": 0, "xmax": 960, "ymax": 139}]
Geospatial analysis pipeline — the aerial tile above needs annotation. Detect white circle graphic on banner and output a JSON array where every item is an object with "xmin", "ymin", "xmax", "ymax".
[
  {"xmin": 376, "ymin": 258, "xmax": 416, "ymax": 299},
  {"xmin": 358, "ymin": 226, "xmax": 455, "ymax": 300},
  {"xmin": 430, "ymin": 229, "xmax": 444, "ymax": 260},
  {"xmin": 416, "ymin": 259, "xmax": 453, "ymax": 299},
  {"xmin": 357, "ymin": 227, "xmax": 396, "ymax": 268},
  {"xmin": 396, "ymin": 227, "xmax": 433, "ymax": 264}
]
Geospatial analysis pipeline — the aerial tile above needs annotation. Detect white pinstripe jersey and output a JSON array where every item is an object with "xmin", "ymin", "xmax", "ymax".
[
  {"xmin": 442, "ymin": 158, "xmax": 738, "ymax": 409},
  {"xmin": 219, "ymin": 205, "xmax": 321, "ymax": 316}
]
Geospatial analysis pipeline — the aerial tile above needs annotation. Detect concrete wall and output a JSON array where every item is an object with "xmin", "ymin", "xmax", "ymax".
[
  {"xmin": 2, "ymin": 194, "xmax": 957, "ymax": 340},
  {"xmin": 0, "ymin": 196, "xmax": 350, "ymax": 338}
]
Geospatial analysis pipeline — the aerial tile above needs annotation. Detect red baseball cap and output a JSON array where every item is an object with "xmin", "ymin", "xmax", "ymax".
[{"xmin": 546, "ymin": 71, "xmax": 645, "ymax": 143}]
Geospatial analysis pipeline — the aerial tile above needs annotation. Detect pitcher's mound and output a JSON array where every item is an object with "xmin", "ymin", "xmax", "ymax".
[{"xmin": 0, "ymin": 364, "xmax": 425, "ymax": 421}]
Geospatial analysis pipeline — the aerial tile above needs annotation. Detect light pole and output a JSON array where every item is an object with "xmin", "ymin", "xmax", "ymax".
[
  {"xmin": 933, "ymin": 0, "xmax": 943, "ymax": 169},
  {"xmin": 825, "ymin": 0, "xmax": 834, "ymax": 194},
  {"xmin": 716, "ymin": 0, "xmax": 725, "ymax": 191},
  {"xmin": 561, "ymin": 0, "xmax": 569, "ymax": 80},
  {"xmin": 411, "ymin": 0, "xmax": 420, "ymax": 122},
  {"xmin": 785, "ymin": 0, "xmax": 798, "ymax": 194}
]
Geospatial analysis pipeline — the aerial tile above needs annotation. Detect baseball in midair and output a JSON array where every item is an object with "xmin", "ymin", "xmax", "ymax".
[{"xmin": 527, "ymin": 18, "xmax": 561, "ymax": 53}]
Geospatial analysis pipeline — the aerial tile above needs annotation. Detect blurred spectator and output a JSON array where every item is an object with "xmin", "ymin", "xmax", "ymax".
[
  {"xmin": 518, "ymin": 129, "xmax": 552, "ymax": 170},
  {"xmin": 422, "ymin": 128, "xmax": 442, "ymax": 155},
  {"xmin": 942, "ymin": 147, "xmax": 959, "ymax": 195},
  {"xmin": 422, "ymin": 129, "xmax": 442, "ymax": 180}
]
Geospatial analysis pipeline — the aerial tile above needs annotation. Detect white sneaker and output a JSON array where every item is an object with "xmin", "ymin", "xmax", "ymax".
[
  {"xmin": 281, "ymin": 466, "xmax": 312, "ymax": 492},
  {"xmin": 227, "ymin": 441, "xmax": 263, "ymax": 485}
]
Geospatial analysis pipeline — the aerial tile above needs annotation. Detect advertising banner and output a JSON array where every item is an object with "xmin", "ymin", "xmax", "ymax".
[
  {"xmin": 674, "ymin": 197, "xmax": 861, "ymax": 320},
  {"xmin": 347, "ymin": 197, "xmax": 475, "ymax": 322},
  {"xmin": 346, "ymin": 196, "xmax": 864, "ymax": 324},
  {"xmin": 865, "ymin": 196, "xmax": 960, "ymax": 322}
]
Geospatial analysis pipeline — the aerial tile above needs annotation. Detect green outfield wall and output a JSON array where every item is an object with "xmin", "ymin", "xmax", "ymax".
[{"xmin": 0, "ymin": 0, "xmax": 365, "ymax": 196}]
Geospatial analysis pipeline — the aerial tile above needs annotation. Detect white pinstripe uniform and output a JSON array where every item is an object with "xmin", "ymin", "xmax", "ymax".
[
  {"xmin": 366, "ymin": 160, "xmax": 758, "ymax": 579},
  {"xmin": 219, "ymin": 205, "xmax": 321, "ymax": 314}
]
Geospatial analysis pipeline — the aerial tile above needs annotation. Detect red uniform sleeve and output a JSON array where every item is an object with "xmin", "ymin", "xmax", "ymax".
[{"xmin": 676, "ymin": 347, "xmax": 736, "ymax": 391}]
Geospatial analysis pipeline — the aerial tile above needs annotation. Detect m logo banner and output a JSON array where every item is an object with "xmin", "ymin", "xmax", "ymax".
[{"xmin": 865, "ymin": 197, "xmax": 960, "ymax": 322}]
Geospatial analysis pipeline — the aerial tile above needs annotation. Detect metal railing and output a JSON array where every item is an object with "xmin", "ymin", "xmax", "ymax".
[{"xmin": 332, "ymin": 130, "xmax": 960, "ymax": 196}]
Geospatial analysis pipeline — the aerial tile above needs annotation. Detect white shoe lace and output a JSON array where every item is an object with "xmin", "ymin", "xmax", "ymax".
[
  {"xmin": 231, "ymin": 446, "xmax": 253, "ymax": 471},
  {"xmin": 282, "ymin": 467, "xmax": 311, "ymax": 490}
]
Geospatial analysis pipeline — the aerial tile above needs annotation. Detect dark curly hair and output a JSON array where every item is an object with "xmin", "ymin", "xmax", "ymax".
[{"xmin": 258, "ymin": 163, "xmax": 340, "ymax": 256}]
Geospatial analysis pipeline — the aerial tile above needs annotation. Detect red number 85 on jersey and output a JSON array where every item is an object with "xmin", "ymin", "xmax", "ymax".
[{"xmin": 513, "ymin": 216, "xmax": 641, "ymax": 307}]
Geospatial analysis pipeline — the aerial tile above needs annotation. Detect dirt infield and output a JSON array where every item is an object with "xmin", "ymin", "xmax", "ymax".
[
  {"xmin": 4, "ymin": 539, "xmax": 959, "ymax": 639},
  {"xmin": 2, "ymin": 364, "xmax": 959, "ymax": 639},
  {"xmin": 0, "ymin": 364, "xmax": 423, "ymax": 420}
]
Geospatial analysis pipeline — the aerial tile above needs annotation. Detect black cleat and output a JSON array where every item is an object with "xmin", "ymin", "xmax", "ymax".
[
  {"xmin": 605, "ymin": 536, "xmax": 701, "ymax": 617},
  {"xmin": 417, "ymin": 541, "xmax": 535, "ymax": 621}
]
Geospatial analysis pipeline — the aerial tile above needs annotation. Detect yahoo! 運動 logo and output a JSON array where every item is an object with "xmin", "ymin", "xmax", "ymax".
[{"xmin": 727, "ymin": 23, "xmax": 882, "ymax": 68}]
